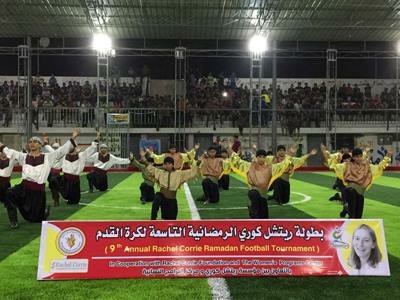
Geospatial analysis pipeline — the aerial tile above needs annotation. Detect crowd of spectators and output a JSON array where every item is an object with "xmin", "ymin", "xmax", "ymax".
[{"xmin": 0, "ymin": 73, "xmax": 398, "ymax": 134}]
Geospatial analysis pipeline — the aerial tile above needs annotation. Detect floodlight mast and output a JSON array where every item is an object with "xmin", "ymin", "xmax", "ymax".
[
  {"xmin": 93, "ymin": 32, "xmax": 113, "ymax": 131},
  {"xmin": 248, "ymin": 34, "xmax": 268, "ymax": 148}
]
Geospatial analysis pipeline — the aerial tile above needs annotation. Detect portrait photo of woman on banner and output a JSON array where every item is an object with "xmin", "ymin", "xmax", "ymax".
[
  {"xmin": 335, "ymin": 220, "xmax": 390, "ymax": 276},
  {"xmin": 349, "ymin": 224, "xmax": 389, "ymax": 276}
]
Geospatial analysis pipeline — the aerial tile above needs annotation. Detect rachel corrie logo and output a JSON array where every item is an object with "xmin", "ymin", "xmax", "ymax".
[
  {"xmin": 50, "ymin": 259, "xmax": 88, "ymax": 273},
  {"xmin": 331, "ymin": 226, "xmax": 349, "ymax": 248},
  {"xmin": 56, "ymin": 227, "xmax": 86, "ymax": 256}
]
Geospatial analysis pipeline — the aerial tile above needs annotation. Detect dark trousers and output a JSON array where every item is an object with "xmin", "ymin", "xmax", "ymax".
[
  {"xmin": 202, "ymin": 178, "xmax": 220, "ymax": 203},
  {"xmin": 218, "ymin": 174, "xmax": 230, "ymax": 190},
  {"xmin": 248, "ymin": 189, "xmax": 269, "ymax": 219},
  {"xmin": 5, "ymin": 183, "xmax": 48, "ymax": 222},
  {"xmin": 274, "ymin": 178, "xmax": 290, "ymax": 204},
  {"xmin": 151, "ymin": 192, "xmax": 161, "ymax": 220},
  {"xmin": 59, "ymin": 176, "xmax": 81, "ymax": 204},
  {"xmin": 140, "ymin": 182, "xmax": 155, "ymax": 202},
  {"xmin": 342, "ymin": 187, "xmax": 364, "ymax": 219},
  {"xmin": 333, "ymin": 178, "xmax": 346, "ymax": 194},
  {"xmin": 0, "ymin": 181, "xmax": 11, "ymax": 205},
  {"xmin": 151, "ymin": 192, "xmax": 178, "ymax": 220},
  {"xmin": 48, "ymin": 173, "xmax": 61, "ymax": 201},
  {"xmin": 87, "ymin": 172, "xmax": 108, "ymax": 191}
]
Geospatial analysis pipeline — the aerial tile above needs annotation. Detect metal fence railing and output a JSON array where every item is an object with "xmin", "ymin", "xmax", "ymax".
[{"xmin": 1, "ymin": 107, "xmax": 399, "ymax": 130}]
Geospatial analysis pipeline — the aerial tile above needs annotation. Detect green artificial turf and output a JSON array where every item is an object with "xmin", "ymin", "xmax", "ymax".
[
  {"xmin": 0, "ymin": 171, "xmax": 399, "ymax": 300},
  {"xmin": 192, "ymin": 172, "xmax": 400, "ymax": 300},
  {"xmin": 0, "ymin": 173, "xmax": 210, "ymax": 300}
]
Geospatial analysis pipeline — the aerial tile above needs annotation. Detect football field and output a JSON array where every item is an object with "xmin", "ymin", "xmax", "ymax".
[{"xmin": 0, "ymin": 171, "xmax": 399, "ymax": 300}]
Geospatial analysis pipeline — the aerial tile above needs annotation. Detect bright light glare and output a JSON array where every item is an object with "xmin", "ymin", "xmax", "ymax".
[
  {"xmin": 92, "ymin": 33, "xmax": 112, "ymax": 53},
  {"xmin": 397, "ymin": 40, "xmax": 400, "ymax": 54},
  {"xmin": 222, "ymin": 91, "xmax": 228, "ymax": 97},
  {"xmin": 248, "ymin": 34, "xmax": 268, "ymax": 53}
]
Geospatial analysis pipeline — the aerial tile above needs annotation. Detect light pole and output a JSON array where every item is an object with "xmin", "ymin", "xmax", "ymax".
[
  {"xmin": 248, "ymin": 34, "xmax": 267, "ymax": 149},
  {"xmin": 92, "ymin": 33, "xmax": 113, "ymax": 131}
]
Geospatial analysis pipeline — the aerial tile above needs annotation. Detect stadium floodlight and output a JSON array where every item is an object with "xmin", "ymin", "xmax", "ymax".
[
  {"xmin": 222, "ymin": 91, "xmax": 228, "ymax": 97},
  {"xmin": 248, "ymin": 34, "xmax": 268, "ymax": 54},
  {"xmin": 92, "ymin": 33, "xmax": 112, "ymax": 54}
]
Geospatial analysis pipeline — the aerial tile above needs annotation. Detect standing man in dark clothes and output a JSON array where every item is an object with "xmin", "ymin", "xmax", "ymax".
[{"xmin": 231, "ymin": 135, "xmax": 241, "ymax": 153}]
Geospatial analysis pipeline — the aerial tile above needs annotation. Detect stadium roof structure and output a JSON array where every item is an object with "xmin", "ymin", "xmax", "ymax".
[{"xmin": 1, "ymin": 0, "xmax": 400, "ymax": 41}]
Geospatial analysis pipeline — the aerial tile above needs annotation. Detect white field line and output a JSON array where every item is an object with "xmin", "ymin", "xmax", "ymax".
[{"xmin": 183, "ymin": 183, "xmax": 232, "ymax": 300}]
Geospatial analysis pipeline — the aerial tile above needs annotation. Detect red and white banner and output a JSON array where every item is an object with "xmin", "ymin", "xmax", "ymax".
[{"xmin": 37, "ymin": 219, "xmax": 390, "ymax": 280}]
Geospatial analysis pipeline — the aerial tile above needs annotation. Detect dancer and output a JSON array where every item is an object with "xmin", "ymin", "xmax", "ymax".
[
  {"xmin": 0, "ymin": 144, "xmax": 20, "ymax": 206},
  {"xmin": 147, "ymin": 156, "xmax": 199, "ymax": 220},
  {"xmin": 43, "ymin": 138, "xmax": 63, "ymax": 207},
  {"xmin": 218, "ymin": 149, "xmax": 230, "ymax": 190},
  {"xmin": 272, "ymin": 145, "xmax": 317, "ymax": 204},
  {"xmin": 86, "ymin": 143, "xmax": 132, "ymax": 193},
  {"xmin": 199, "ymin": 146, "xmax": 230, "ymax": 204},
  {"xmin": 147, "ymin": 143, "xmax": 199, "ymax": 170},
  {"xmin": 2, "ymin": 129, "xmax": 79, "ymax": 228},
  {"xmin": 58, "ymin": 132, "xmax": 100, "ymax": 204},
  {"xmin": 133, "ymin": 150, "xmax": 155, "ymax": 204},
  {"xmin": 321, "ymin": 144, "xmax": 392, "ymax": 218},
  {"xmin": 230, "ymin": 148, "xmax": 291, "ymax": 218}
]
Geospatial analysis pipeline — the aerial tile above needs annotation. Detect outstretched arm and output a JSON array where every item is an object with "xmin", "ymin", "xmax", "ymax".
[
  {"xmin": 147, "ymin": 148, "xmax": 166, "ymax": 164},
  {"xmin": 182, "ymin": 142, "xmax": 200, "ymax": 162},
  {"xmin": 0, "ymin": 143, "xmax": 26, "ymax": 164},
  {"xmin": 109, "ymin": 154, "xmax": 131, "ymax": 166},
  {"xmin": 289, "ymin": 148, "xmax": 317, "ymax": 171},
  {"xmin": 179, "ymin": 161, "xmax": 200, "ymax": 183},
  {"xmin": 269, "ymin": 156, "xmax": 292, "ymax": 188},
  {"xmin": 369, "ymin": 150, "xmax": 392, "ymax": 188},
  {"xmin": 230, "ymin": 152, "xmax": 251, "ymax": 177},
  {"xmin": 47, "ymin": 128, "xmax": 79, "ymax": 164},
  {"xmin": 80, "ymin": 131, "xmax": 101, "ymax": 160},
  {"xmin": 320, "ymin": 143, "xmax": 341, "ymax": 167}
]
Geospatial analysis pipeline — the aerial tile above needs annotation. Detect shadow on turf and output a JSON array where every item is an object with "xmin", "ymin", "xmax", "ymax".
[{"xmin": 0, "ymin": 173, "xmax": 130, "ymax": 262}]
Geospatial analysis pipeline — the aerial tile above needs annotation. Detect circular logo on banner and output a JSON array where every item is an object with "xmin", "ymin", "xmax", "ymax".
[{"xmin": 56, "ymin": 227, "xmax": 86, "ymax": 256}]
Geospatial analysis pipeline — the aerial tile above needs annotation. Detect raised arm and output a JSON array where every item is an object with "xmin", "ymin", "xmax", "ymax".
[
  {"xmin": 0, "ymin": 143, "xmax": 26, "ymax": 165},
  {"xmin": 47, "ymin": 129, "xmax": 79, "ymax": 164},
  {"xmin": 109, "ymin": 154, "xmax": 131, "ymax": 166},
  {"xmin": 221, "ymin": 158, "xmax": 231, "ymax": 177},
  {"xmin": 86, "ymin": 151, "xmax": 98, "ymax": 163},
  {"xmin": 148, "ymin": 148, "xmax": 166, "ymax": 165},
  {"xmin": 323, "ymin": 148, "xmax": 346, "ymax": 182},
  {"xmin": 289, "ymin": 148, "xmax": 318, "ymax": 171},
  {"xmin": 146, "ymin": 165, "xmax": 165, "ymax": 181},
  {"xmin": 80, "ymin": 131, "xmax": 100, "ymax": 160},
  {"xmin": 270, "ymin": 156, "xmax": 292, "ymax": 188},
  {"xmin": 182, "ymin": 142, "xmax": 200, "ymax": 162},
  {"xmin": 131, "ymin": 158, "xmax": 147, "ymax": 172},
  {"xmin": 320, "ymin": 143, "xmax": 341, "ymax": 167},
  {"xmin": 179, "ymin": 161, "xmax": 200, "ymax": 183},
  {"xmin": 230, "ymin": 152, "xmax": 251, "ymax": 177},
  {"xmin": 369, "ymin": 151, "xmax": 392, "ymax": 187}
]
